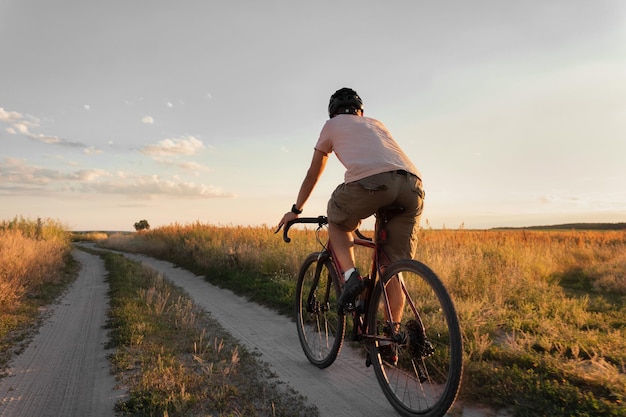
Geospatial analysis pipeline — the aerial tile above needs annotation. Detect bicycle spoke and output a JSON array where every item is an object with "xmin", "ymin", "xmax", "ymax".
[
  {"xmin": 368, "ymin": 260, "xmax": 462, "ymax": 417},
  {"xmin": 296, "ymin": 252, "xmax": 345, "ymax": 368}
]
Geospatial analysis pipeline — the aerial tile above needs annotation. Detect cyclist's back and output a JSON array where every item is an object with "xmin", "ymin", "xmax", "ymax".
[
  {"xmin": 277, "ymin": 87, "xmax": 425, "ymax": 311},
  {"xmin": 315, "ymin": 113, "xmax": 421, "ymax": 184}
]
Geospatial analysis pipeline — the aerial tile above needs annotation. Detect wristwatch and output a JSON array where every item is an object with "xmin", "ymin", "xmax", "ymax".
[{"xmin": 291, "ymin": 204, "xmax": 302, "ymax": 214}]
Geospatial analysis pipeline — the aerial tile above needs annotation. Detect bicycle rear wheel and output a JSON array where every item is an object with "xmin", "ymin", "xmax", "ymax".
[
  {"xmin": 295, "ymin": 252, "xmax": 345, "ymax": 368},
  {"xmin": 367, "ymin": 259, "xmax": 463, "ymax": 417}
]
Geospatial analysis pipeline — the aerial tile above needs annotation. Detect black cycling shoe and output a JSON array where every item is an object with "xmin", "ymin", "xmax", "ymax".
[{"xmin": 337, "ymin": 270, "xmax": 366, "ymax": 314}]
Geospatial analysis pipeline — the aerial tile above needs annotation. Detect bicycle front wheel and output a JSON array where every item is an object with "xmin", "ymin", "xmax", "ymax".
[
  {"xmin": 295, "ymin": 252, "xmax": 345, "ymax": 368},
  {"xmin": 367, "ymin": 259, "xmax": 463, "ymax": 417}
]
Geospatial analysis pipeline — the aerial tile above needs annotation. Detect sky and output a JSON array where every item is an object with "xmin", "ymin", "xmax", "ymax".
[{"xmin": 1, "ymin": 1, "xmax": 625, "ymax": 231}]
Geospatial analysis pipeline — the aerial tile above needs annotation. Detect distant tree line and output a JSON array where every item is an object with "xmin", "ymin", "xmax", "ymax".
[{"xmin": 493, "ymin": 223, "xmax": 626, "ymax": 231}]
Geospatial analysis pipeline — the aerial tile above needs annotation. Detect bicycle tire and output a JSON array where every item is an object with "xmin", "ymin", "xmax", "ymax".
[
  {"xmin": 295, "ymin": 252, "xmax": 346, "ymax": 368},
  {"xmin": 367, "ymin": 259, "xmax": 463, "ymax": 417}
]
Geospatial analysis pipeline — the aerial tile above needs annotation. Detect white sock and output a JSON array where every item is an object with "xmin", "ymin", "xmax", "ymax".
[{"xmin": 344, "ymin": 267, "xmax": 356, "ymax": 281}]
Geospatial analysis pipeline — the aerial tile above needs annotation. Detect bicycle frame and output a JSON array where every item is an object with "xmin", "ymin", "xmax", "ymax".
[{"xmin": 287, "ymin": 213, "xmax": 405, "ymax": 344}]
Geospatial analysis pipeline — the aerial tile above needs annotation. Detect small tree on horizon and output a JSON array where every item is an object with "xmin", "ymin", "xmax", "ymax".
[{"xmin": 134, "ymin": 219, "xmax": 150, "ymax": 232}]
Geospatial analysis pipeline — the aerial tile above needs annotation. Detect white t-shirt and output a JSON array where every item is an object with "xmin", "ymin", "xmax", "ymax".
[{"xmin": 315, "ymin": 114, "xmax": 420, "ymax": 183}]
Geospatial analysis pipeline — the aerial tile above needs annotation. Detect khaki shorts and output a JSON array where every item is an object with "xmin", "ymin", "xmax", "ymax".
[{"xmin": 327, "ymin": 170, "xmax": 424, "ymax": 262}]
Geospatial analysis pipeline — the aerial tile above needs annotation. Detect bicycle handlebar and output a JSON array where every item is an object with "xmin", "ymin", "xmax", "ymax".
[
  {"xmin": 276, "ymin": 215, "xmax": 374, "ymax": 243},
  {"xmin": 277, "ymin": 216, "xmax": 328, "ymax": 243}
]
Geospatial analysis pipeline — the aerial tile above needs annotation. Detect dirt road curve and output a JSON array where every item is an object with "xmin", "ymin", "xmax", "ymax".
[
  {"xmin": 0, "ymin": 250, "xmax": 122, "ymax": 417},
  {"xmin": 113, "ymin": 250, "xmax": 496, "ymax": 417},
  {"xmin": 119, "ymin": 251, "xmax": 396, "ymax": 417},
  {"xmin": 1, "ymin": 247, "xmax": 499, "ymax": 417}
]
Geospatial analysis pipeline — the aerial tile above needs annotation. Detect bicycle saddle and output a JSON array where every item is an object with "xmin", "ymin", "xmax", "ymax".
[{"xmin": 377, "ymin": 205, "xmax": 405, "ymax": 220}]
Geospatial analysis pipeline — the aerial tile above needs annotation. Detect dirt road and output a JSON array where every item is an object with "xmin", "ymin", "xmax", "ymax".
[
  {"xmin": 1, "ymin": 247, "xmax": 500, "ymax": 417},
  {"xmin": 113, "ymin": 250, "xmax": 498, "ymax": 417},
  {"xmin": 0, "ymin": 250, "xmax": 122, "ymax": 417},
  {"xmin": 118, "ymin": 251, "xmax": 396, "ymax": 416}
]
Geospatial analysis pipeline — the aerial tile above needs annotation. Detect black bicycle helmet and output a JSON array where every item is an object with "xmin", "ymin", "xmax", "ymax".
[{"xmin": 328, "ymin": 87, "xmax": 364, "ymax": 118}]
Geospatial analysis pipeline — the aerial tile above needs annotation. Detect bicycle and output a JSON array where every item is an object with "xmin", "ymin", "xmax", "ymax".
[{"xmin": 279, "ymin": 206, "xmax": 463, "ymax": 417}]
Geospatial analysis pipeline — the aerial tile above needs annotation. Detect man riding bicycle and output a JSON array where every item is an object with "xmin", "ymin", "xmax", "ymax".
[{"xmin": 277, "ymin": 87, "xmax": 424, "ymax": 317}]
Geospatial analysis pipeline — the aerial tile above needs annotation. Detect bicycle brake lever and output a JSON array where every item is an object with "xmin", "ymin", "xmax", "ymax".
[{"xmin": 275, "ymin": 223, "xmax": 292, "ymax": 242}]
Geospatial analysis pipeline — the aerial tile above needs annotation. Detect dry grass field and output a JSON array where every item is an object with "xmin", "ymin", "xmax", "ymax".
[
  {"xmin": 0, "ymin": 217, "xmax": 69, "ymax": 305},
  {"xmin": 2, "ymin": 217, "xmax": 625, "ymax": 415},
  {"xmin": 100, "ymin": 223, "xmax": 626, "ymax": 416},
  {"xmin": 0, "ymin": 217, "xmax": 73, "ymax": 368}
]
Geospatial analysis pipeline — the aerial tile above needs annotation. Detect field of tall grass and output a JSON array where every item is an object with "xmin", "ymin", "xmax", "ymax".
[
  {"xmin": 0, "ymin": 216, "xmax": 73, "ymax": 368},
  {"xmin": 100, "ymin": 223, "xmax": 626, "ymax": 417}
]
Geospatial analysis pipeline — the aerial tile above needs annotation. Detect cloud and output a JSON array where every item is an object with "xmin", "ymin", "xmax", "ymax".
[
  {"xmin": 0, "ymin": 157, "xmax": 233, "ymax": 199},
  {"xmin": 0, "ymin": 107, "xmax": 22, "ymax": 123},
  {"xmin": 140, "ymin": 136, "xmax": 204, "ymax": 156},
  {"xmin": 32, "ymin": 134, "xmax": 87, "ymax": 148},
  {"xmin": 0, "ymin": 157, "xmax": 110, "ymax": 186},
  {"xmin": 89, "ymin": 175, "xmax": 235, "ymax": 198},
  {"xmin": 142, "ymin": 116, "xmax": 155, "ymax": 124},
  {"xmin": 1, "ymin": 107, "xmax": 89, "ymax": 149},
  {"xmin": 177, "ymin": 161, "xmax": 210, "ymax": 172},
  {"xmin": 151, "ymin": 158, "xmax": 211, "ymax": 173},
  {"xmin": 84, "ymin": 147, "xmax": 103, "ymax": 155}
]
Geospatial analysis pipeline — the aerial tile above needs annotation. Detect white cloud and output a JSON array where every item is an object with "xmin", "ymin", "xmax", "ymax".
[
  {"xmin": 1, "ymin": 107, "xmax": 88, "ymax": 148},
  {"xmin": 0, "ymin": 158, "xmax": 233, "ymax": 199},
  {"xmin": 178, "ymin": 161, "xmax": 210, "ymax": 172},
  {"xmin": 151, "ymin": 158, "xmax": 211, "ymax": 173},
  {"xmin": 89, "ymin": 175, "xmax": 235, "ymax": 198},
  {"xmin": 0, "ymin": 157, "xmax": 109, "ymax": 186},
  {"xmin": 142, "ymin": 116, "xmax": 154, "ymax": 124},
  {"xmin": 11, "ymin": 122, "xmax": 31, "ymax": 135},
  {"xmin": 0, "ymin": 107, "xmax": 23, "ymax": 123},
  {"xmin": 84, "ymin": 147, "xmax": 103, "ymax": 155},
  {"xmin": 140, "ymin": 136, "xmax": 204, "ymax": 156}
]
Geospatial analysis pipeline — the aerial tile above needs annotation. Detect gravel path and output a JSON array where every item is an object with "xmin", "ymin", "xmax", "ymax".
[
  {"xmin": 118, "ymin": 251, "xmax": 393, "ymax": 417},
  {"xmin": 0, "ymin": 249, "xmax": 122, "ymax": 417},
  {"xmin": 0, "ymin": 246, "xmax": 504, "ymax": 417},
  {"xmin": 116, "ymin": 250, "xmax": 501, "ymax": 417}
]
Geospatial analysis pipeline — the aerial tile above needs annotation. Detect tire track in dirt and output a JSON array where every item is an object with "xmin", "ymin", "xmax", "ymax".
[{"xmin": 0, "ymin": 250, "xmax": 122, "ymax": 417}]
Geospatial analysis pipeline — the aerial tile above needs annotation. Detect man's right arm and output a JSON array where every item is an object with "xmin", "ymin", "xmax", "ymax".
[{"xmin": 294, "ymin": 149, "xmax": 328, "ymax": 212}]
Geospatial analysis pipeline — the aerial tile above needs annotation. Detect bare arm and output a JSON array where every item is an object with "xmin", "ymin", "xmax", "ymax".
[
  {"xmin": 277, "ymin": 149, "xmax": 328, "ymax": 229},
  {"xmin": 295, "ymin": 149, "xmax": 328, "ymax": 210}
]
